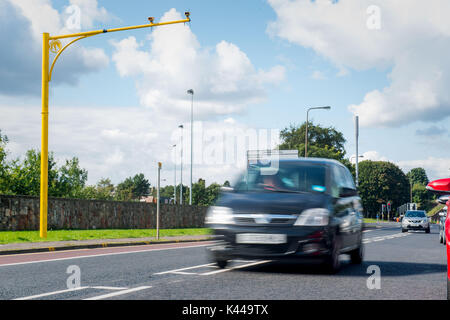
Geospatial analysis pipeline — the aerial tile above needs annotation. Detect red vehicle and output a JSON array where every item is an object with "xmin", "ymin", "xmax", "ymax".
[{"xmin": 427, "ymin": 178, "xmax": 450, "ymax": 299}]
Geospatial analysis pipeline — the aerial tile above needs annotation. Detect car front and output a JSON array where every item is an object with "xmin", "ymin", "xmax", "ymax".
[
  {"xmin": 402, "ymin": 210, "xmax": 429, "ymax": 231},
  {"xmin": 205, "ymin": 160, "xmax": 337, "ymax": 264}
]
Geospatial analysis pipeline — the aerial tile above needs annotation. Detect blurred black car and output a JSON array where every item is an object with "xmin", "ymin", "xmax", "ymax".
[{"xmin": 205, "ymin": 158, "xmax": 364, "ymax": 273}]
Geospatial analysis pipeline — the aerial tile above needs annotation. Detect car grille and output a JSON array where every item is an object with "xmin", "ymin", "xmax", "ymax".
[{"xmin": 233, "ymin": 214, "xmax": 297, "ymax": 226}]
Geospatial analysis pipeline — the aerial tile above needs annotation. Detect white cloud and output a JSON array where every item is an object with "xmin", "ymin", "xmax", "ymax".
[
  {"xmin": 268, "ymin": 0, "xmax": 450, "ymax": 127},
  {"xmin": 398, "ymin": 158, "xmax": 450, "ymax": 182},
  {"xmin": 0, "ymin": 0, "xmax": 110, "ymax": 96},
  {"xmin": 111, "ymin": 8, "xmax": 285, "ymax": 121},
  {"xmin": 311, "ymin": 70, "xmax": 326, "ymax": 80}
]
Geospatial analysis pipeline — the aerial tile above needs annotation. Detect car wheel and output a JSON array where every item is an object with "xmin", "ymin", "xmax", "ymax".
[
  {"xmin": 402, "ymin": 228, "xmax": 407, "ymax": 233},
  {"xmin": 349, "ymin": 243, "xmax": 364, "ymax": 264},
  {"xmin": 216, "ymin": 260, "xmax": 228, "ymax": 269},
  {"xmin": 323, "ymin": 236, "xmax": 341, "ymax": 274},
  {"xmin": 426, "ymin": 227, "xmax": 430, "ymax": 233}
]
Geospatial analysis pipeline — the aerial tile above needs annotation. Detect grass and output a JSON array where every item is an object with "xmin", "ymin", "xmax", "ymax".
[
  {"xmin": 0, "ymin": 228, "xmax": 213, "ymax": 245},
  {"xmin": 427, "ymin": 204, "xmax": 445, "ymax": 217}
]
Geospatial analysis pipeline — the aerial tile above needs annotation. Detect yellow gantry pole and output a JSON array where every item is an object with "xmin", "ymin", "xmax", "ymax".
[
  {"xmin": 40, "ymin": 32, "xmax": 49, "ymax": 238},
  {"xmin": 39, "ymin": 13, "xmax": 191, "ymax": 238}
]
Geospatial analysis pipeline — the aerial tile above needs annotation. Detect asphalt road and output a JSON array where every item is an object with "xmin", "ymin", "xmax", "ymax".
[{"xmin": 0, "ymin": 223, "xmax": 447, "ymax": 300}]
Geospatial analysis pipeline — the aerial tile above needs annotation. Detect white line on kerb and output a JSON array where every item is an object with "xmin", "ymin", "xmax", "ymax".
[{"xmin": 83, "ymin": 286, "xmax": 152, "ymax": 300}]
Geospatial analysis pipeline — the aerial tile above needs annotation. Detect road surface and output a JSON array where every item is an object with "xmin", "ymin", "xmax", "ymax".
[{"xmin": 0, "ymin": 223, "xmax": 446, "ymax": 300}]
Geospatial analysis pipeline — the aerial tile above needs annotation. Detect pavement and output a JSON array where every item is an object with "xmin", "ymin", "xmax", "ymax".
[
  {"xmin": 0, "ymin": 223, "xmax": 383, "ymax": 255},
  {"xmin": 0, "ymin": 222, "xmax": 447, "ymax": 300}
]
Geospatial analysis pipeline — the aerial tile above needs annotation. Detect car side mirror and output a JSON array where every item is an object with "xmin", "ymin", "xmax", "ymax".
[{"xmin": 339, "ymin": 187, "xmax": 357, "ymax": 197}]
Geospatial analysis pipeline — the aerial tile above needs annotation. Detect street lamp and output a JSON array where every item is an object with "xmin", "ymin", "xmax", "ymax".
[
  {"xmin": 351, "ymin": 155, "xmax": 364, "ymax": 187},
  {"xmin": 305, "ymin": 106, "xmax": 331, "ymax": 157},
  {"xmin": 172, "ymin": 144, "xmax": 177, "ymax": 204},
  {"xmin": 39, "ymin": 13, "xmax": 191, "ymax": 238},
  {"xmin": 178, "ymin": 124, "xmax": 184, "ymax": 205},
  {"xmin": 187, "ymin": 89, "xmax": 194, "ymax": 205}
]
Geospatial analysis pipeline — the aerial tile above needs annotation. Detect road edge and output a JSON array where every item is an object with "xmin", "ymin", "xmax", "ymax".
[{"xmin": 0, "ymin": 236, "xmax": 215, "ymax": 256}]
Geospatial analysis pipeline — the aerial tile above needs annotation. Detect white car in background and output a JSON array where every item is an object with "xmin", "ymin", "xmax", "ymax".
[{"xmin": 401, "ymin": 210, "xmax": 430, "ymax": 233}]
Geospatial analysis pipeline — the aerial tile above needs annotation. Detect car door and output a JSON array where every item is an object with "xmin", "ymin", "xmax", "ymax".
[
  {"xmin": 339, "ymin": 165, "xmax": 362, "ymax": 248},
  {"xmin": 330, "ymin": 164, "xmax": 354, "ymax": 250}
]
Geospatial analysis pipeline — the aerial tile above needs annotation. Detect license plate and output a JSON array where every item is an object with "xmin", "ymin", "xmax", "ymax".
[{"xmin": 236, "ymin": 233, "xmax": 287, "ymax": 244}]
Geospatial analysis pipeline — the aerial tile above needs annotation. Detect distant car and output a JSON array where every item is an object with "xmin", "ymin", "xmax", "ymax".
[
  {"xmin": 401, "ymin": 210, "xmax": 430, "ymax": 233},
  {"xmin": 205, "ymin": 158, "xmax": 364, "ymax": 274},
  {"xmin": 439, "ymin": 208, "xmax": 447, "ymax": 244}
]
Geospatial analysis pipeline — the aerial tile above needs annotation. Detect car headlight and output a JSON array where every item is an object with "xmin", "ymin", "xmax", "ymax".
[
  {"xmin": 205, "ymin": 206, "xmax": 234, "ymax": 225},
  {"xmin": 294, "ymin": 208, "xmax": 329, "ymax": 226}
]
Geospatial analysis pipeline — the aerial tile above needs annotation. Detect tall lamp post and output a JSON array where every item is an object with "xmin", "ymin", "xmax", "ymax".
[
  {"xmin": 172, "ymin": 144, "xmax": 177, "ymax": 204},
  {"xmin": 178, "ymin": 125, "xmax": 184, "ymax": 205},
  {"xmin": 305, "ymin": 106, "xmax": 331, "ymax": 157},
  {"xmin": 39, "ymin": 13, "xmax": 191, "ymax": 238},
  {"xmin": 187, "ymin": 89, "xmax": 194, "ymax": 205},
  {"xmin": 351, "ymin": 155, "xmax": 364, "ymax": 187}
]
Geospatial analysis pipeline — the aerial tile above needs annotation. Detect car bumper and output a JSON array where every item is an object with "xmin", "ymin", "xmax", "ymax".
[
  {"xmin": 206, "ymin": 224, "xmax": 333, "ymax": 262},
  {"xmin": 402, "ymin": 222, "xmax": 429, "ymax": 230}
]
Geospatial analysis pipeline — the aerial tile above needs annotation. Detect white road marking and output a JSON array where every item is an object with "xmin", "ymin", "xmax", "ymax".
[
  {"xmin": 13, "ymin": 286, "xmax": 90, "ymax": 300},
  {"xmin": 0, "ymin": 243, "xmax": 214, "ymax": 268},
  {"xmin": 363, "ymin": 232, "xmax": 411, "ymax": 244},
  {"xmin": 83, "ymin": 286, "xmax": 152, "ymax": 300},
  {"xmin": 201, "ymin": 260, "xmax": 271, "ymax": 276},
  {"xmin": 90, "ymin": 286, "xmax": 128, "ymax": 290},
  {"xmin": 154, "ymin": 262, "xmax": 216, "ymax": 275}
]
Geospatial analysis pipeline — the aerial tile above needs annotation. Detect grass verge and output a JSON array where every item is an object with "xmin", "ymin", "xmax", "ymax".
[{"xmin": 0, "ymin": 228, "xmax": 213, "ymax": 245}]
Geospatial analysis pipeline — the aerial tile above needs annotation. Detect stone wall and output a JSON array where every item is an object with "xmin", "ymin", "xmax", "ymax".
[{"xmin": 0, "ymin": 195, "xmax": 208, "ymax": 231}]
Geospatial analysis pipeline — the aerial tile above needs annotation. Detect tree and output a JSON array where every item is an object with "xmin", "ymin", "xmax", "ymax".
[
  {"xmin": 358, "ymin": 160, "xmax": 410, "ymax": 218},
  {"xmin": 279, "ymin": 121, "xmax": 346, "ymax": 158},
  {"xmin": 56, "ymin": 157, "xmax": 88, "ymax": 198},
  {"xmin": 7, "ymin": 150, "xmax": 59, "ymax": 196},
  {"xmin": 406, "ymin": 168, "xmax": 429, "ymax": 186},
  {"xmin": 278, "ymin": 122, "xmax": 354, "ymax": 174},
  {"xmin": 0, "ymin": 130, "xmax": 10, "ymax": 193},
  {"xmin": 116, "ymin": 173, "xmax": 150, "ymax": 201},
  {"xmin": 95, "ymin": 178, "xmax": 115, "ymax": 200}
]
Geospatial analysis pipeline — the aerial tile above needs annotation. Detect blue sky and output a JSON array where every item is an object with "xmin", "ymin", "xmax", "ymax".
[{"xmin": 1, "ymin": 0, "xmax": 449, "ymax": 186}]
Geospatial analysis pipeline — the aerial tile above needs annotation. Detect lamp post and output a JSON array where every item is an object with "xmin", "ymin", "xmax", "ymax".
[
  {"xmin": 351, "ymin": 155, "xmax": 364, "ymax": 187},
  {"xmin": 38, "ymin": 13, "xmax": 191, "ymax": 238},
  {"xmin": 172, "ymin": 144, "xmax": 177, "ymax": 204},
  {"xmin": 187, "ymin": 89, "xmax": 194, "ymax": 205},
  {"xmin": 305, "ymin": 106, "xmax": 331, "ymax": 157},
  {"xmin": 157, "ymin": 162, "xmax": 162, "ymax": 240},
  {"xmin": 178, "ymin": 125, "xmax": 184, "ymax": 205}
]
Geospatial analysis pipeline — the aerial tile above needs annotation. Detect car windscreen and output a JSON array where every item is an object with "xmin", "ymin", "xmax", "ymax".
[
  {"xmin": 234, "ymin": 162, "xmax": 327, "ymax": 194},
  {"xmin": 405, "ymin": 211, "xmax": 426, "ymax": 217}
]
